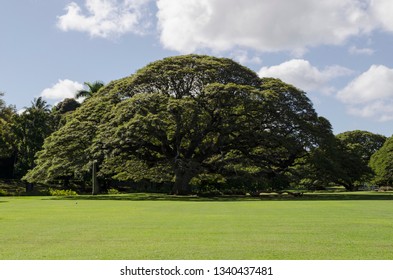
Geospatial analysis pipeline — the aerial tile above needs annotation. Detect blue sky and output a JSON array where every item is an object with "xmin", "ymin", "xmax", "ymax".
[{"xmin": 1, "ymin": 0, "xmax": 393, "ymax": 136}]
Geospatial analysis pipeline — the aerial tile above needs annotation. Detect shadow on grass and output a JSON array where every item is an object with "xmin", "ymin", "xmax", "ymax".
[{"xmin": 47, "ymin": 192, "xmax": 393, "ymax": 202}]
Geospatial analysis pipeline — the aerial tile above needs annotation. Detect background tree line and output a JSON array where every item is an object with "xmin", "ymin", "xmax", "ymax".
[{"xmin": 0, "ymin": 56, "xmax": 391, "ymax": 195}]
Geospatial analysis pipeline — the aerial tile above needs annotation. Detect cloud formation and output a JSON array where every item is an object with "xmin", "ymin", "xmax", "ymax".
[
  {"xmin": 57, "ymin": 0, "xmax": 151, "ymax": 38},
  {"xmin": 348, "ymin": 46, "xmax": 375, "ymax": 55},
  {"xmin": 40, "ymin": 79, "xmax": 84, "ymax": 102},
  {"xmin": 157, "ymin": 0, "xmax": 393, "ymax": 53},
  {"xmin": 156, "ymin": 0, "xmax": 374, "ymax": 53},
  {"xmin": 258, "ymin": 59, "xmax": 352, "ymax": 93},
  {"xmin": 57, "ymin": 0, "xmax": 393, "ymax": 55},
  {"xmin": 371, "ymin": 0, "xmax": 393, "ymax": 32},
  {"xmin": 337, "ymin": 65, "xmax": 393, "ymax": 121}
]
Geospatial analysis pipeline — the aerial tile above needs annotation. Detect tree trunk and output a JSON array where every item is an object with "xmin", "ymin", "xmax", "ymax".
[
  {"xmin": 25, "ymin": 182, "xmax": 34, "ymax": 193},
  {"xmin": 63, "ymin": 177, "xmax": 70, "ymax": 189},
  {"xmin": 341, "ymin": 181, "xmax": 358, "ymax": 192},
  {"xmin": 346, "ymin": 184, "xmax": 358, "ymax": 192},
  {"xmin": 171, "ymin": 169, "xmax": 194, "ymax": 195}
]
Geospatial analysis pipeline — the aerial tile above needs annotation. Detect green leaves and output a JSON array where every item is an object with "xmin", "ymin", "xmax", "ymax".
[
  {"xmin": 12, "ymin": 98, "xmax": 53, "ymax": 178},
  {"xmin": 24, "ymin": 90, "xmax": 117, "ymax": 183},
  {"xmin": 370, "ymin": 136, "xmax": 393, "ymax": 186},
  {"xmin": 337, "ymin": 130, "xmax": 386, "ymax": 164},
  {"xmin": 25, "ymin": 55, "xmax": 333, "ymax": 194}
]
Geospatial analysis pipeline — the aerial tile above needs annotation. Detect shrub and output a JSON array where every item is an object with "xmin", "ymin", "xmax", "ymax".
[
  {"xmin": 196, "ymin": 185, "xmax": 223, "ymax": 197},
  {"xmin": 107, "ymin": 188, "xmax": 121, "ymax": 194},
  {"xmin": 222, "ymin": 188, "xmax": 247, "ymax": 196},
  {"xmin": 48, "ymin": 188, "xmax": 78, "ymax": 196},
  {"xmin": 197, "ymin": 189, "xmax": 223, "ymax": 197},
  {"xmin": 0, "ymin": 189, "xmax": 8, "ymax": 196}
]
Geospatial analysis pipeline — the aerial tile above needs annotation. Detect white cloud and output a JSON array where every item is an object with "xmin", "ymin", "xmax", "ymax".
[
  {"xmin": 230, "ymin": 50, "xmax": 262, "ymax": 65},
  {"xmin": 370, "ymin": 0, "xmax": 393, "ymax": 32},
  {"xmin": 347, "ymin": 102, "xmax": 393, "ymax": 121},
  {"xmin": 337, "ymin": 65, "xmax": 393, "ymax": 121},
  {"xmin": 258, "ymin": 59, "xmax": 352, "ymax": 93},
  {"xmin": 17, "ymin": 108, "xmax": 27, "ymax": 115},
  {"xmin": 56, "ymin": 0, "xmax": 393, "ymax": 53},
  {"xmin": 156, "ymin": 0, "xmax": 373, "ymax": 53},
  {"xmin": 57, "ymin": 0, "xmax": 151, "ymax": 38},
  {"xmin": 40, "ymin": 79, "xmax": 84, "ymax": 102},
  {"xmin": 348, "ymin": 45, "xmax": 375, "ymax": 55}
]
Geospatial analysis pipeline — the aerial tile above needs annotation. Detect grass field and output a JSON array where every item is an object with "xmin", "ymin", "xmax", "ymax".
[{"xmin": 1, "ymin": 193, "xmax": 393, "ymax": 260}]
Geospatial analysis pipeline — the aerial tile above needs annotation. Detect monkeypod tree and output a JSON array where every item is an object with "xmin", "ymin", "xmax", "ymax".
[
  {"xmin": 93, "ymin": 55, "xmax": 329, "ymax": 194},
  {"xmin": 26, "ymin": 55, "xmax": 330, "ymax": 194},
  {"xmin": 92, "ymin": 55, "xmax": 264, "ymax": 194}
]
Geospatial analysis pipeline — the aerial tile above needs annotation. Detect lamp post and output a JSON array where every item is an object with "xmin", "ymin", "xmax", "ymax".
[{"xmin": 92, "ymin": 160, "xmax": 99, "ymax": 195}]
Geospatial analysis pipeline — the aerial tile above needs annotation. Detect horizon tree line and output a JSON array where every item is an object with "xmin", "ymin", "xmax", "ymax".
[{"xmin": 0, "ymin": 56, "xmax": 392, "ymax": 194}]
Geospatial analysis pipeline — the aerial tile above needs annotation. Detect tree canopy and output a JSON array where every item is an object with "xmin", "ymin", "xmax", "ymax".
[
  {"xmin": 290, "ymin": 130, "xmax": 387, "ymax": 191},
  {"xmin": 51, "ymin": 98, "xmax": 81, "ymax": 129},
  {"xmin": 12, "ymin": 98, "xmax": 53, "ymax": 179},
  {"xmin": 336, "ymin": 130, "xmax": 386, "ymax": 164},
  {"xmin": 25, "ymin": 55, "xmax": 333, "ymax": 194},
  {"xmin": 370, "ymin": 135, "xmax": 393, "ymax": 186}
]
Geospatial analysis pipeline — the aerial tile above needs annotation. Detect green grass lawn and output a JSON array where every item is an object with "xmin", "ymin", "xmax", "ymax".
[{"xmin": 1, "ymin": 193, "xmax": 393, "ymax": 260}]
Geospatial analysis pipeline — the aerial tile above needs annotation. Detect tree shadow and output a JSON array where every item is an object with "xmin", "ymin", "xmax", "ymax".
[{"xmin": 46, "ymin": 192, "xmax": 393, "ymax": 202}]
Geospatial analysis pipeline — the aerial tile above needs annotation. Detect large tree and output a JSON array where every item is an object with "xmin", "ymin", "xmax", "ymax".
[
  {"xmin": 336, "ymin": 130, "xmax": 386, "ymax": 164},
  {"xmin": 335, "ymin": 130, "xmax": 386, "ymax": 190},
  {"xmin": 291, "ymin": 130, "xmax": 386, "ymax": 191},
  {"xmin": 93, "ymin": 56, "xmax": 329, "ymax": 194},
  {"xmin": 13, "ymin": 98, "xmax": 53, "ymax": 180},
  {"xmin": 25, "ymin": 55, "xmax": 330, "ymax": 194},
  {"xmin": 369, "ymin": 135, "xmax": 393, "ymax": 186}
]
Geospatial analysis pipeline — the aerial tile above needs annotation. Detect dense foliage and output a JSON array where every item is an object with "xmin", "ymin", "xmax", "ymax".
[
  {"xmin": 1, "ymin": 55, "xmax": 392, "ymax": 194},
  {"xmin": 23, "ymin": 55, "xmax": 332, "ymax": 194},
  {"xmin": 370, "ymin": 136, "xmax": 393, "ymax": 186}
]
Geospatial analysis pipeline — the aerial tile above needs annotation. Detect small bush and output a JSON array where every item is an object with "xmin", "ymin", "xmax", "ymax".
[
  {"xmin": 198, "ymin": 189, "xmax": 223, "ymax": 197},
  {"xmin": 222, "ymin": 188, "xmax": 247, "ymax": 196},
  {"xmin": 49, "ymin": 188, "xmax": 78, "ymax": 196},
  {"xmin": 0, "ymin": 189, "xmax": 9, "ymax": 196},
  {"xmin": 196, "ymin": 185, "xmax": 223, "ymax": 197},
  {"xmin": 107, "ymin": 188, "xmax": 121, "ymax": 194}
]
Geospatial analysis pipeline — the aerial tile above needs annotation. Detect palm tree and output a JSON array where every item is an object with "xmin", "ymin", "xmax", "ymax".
[
  {"xmin": 29, "ymin": 97, "xmax": 51, "ymax": 112},
  {"xmin": 76, "ymin": 81, "xmax": 105, "ymax": 99}
]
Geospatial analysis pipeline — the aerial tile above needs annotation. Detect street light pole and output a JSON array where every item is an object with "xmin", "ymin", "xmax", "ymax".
[{"xmin": 92, "ymin": 160, "xmax": 99, "ymax": 195}]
